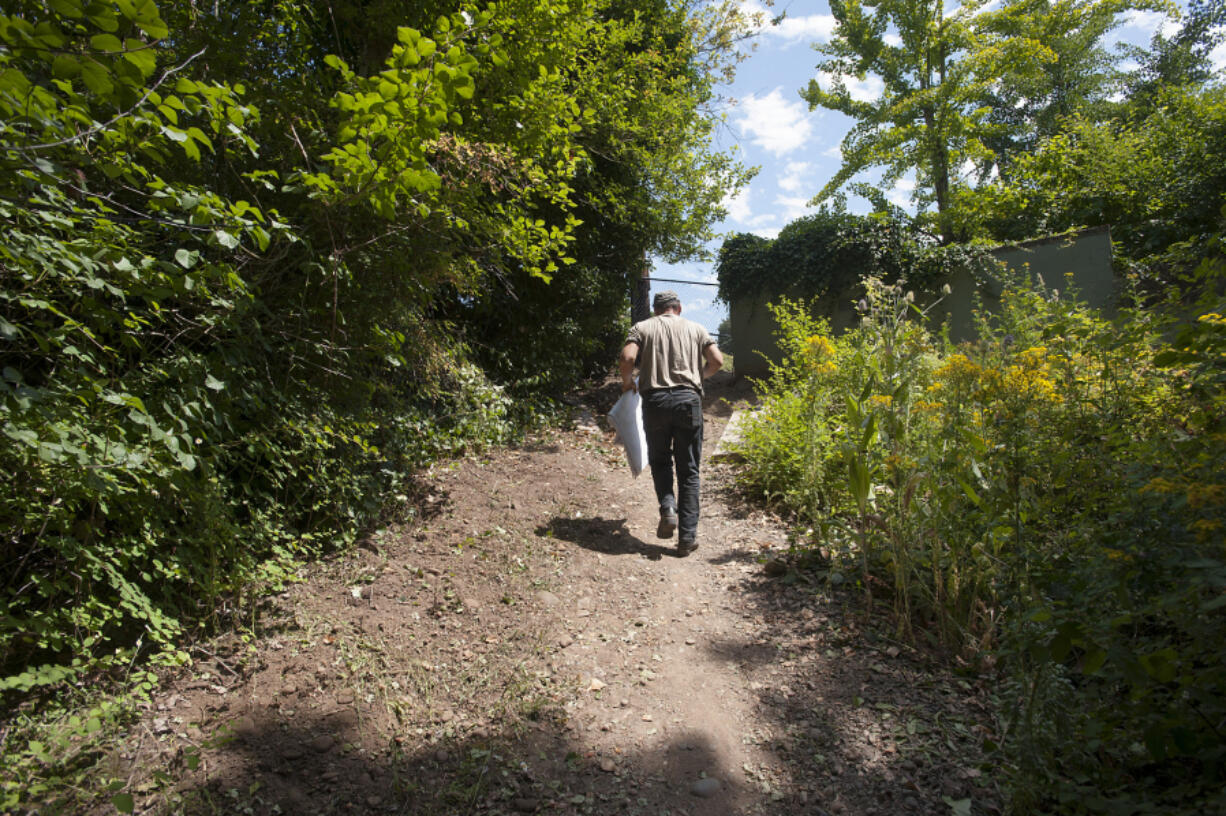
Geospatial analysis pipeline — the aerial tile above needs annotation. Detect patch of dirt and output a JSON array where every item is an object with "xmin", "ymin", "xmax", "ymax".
[{"xmin": 112, "ymin": 372, "xmax": 1000, "ymax": 815}]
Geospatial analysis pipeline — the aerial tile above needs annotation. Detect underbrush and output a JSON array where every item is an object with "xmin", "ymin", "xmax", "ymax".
[
  {"xmin": 0, "ymin": 339, "xmax": 554, "ymax": 811},
  {"xmin": 734, "ymin": 269, "xmax": 1226, "ymax": 814}
]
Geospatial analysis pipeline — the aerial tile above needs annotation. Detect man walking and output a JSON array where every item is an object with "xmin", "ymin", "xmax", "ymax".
[{"xmin": 619, "ymin": 291, "xmax": 723, "ymax": 555}]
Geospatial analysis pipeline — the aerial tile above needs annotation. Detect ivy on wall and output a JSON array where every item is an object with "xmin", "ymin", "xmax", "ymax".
[{"xmin": 716, "ymin": 211, "xmax": 999, "ymax": 308}]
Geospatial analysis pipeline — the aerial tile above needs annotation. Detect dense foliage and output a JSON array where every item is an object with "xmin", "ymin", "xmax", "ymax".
[
  {"xmin": 715, "ymin": 210, "xmax": 998, "ymax": 310},
  {"xmin": 734, "ymin": 262, "xmax": 1226, "ymax": 813},
  {"xmin": 802, "ymin": 0, "xmax": 1223, "ymax": 251},
  {"xmin": 0, "ymin": 0, "xmax": 749, "ymax": 733},
  {"xmin": 722, "ymin": 2, "xmax": 1226, "ymax": 812}
]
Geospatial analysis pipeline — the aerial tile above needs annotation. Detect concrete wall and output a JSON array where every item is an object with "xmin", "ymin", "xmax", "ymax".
[{"xmin": 731, "ymin": 227, "xmax": 1115, "ymax": 378}]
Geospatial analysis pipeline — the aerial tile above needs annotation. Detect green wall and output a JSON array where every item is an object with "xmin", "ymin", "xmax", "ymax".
[{"xmin": 731, "ymin": 227, "xmax": 1116, "ymax": 378}]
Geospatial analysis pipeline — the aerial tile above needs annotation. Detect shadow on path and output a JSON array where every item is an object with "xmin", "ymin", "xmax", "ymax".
[
  {"xmin": 173, "ymin": 708, "xmax": 747, "ymax": 815},
  {"xmin": 536, "ymin": 516, "xmax": 680, "ymax": 561}
]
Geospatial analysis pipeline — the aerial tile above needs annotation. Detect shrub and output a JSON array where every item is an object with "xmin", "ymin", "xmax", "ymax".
[{"xmin": 735, "ymin": 269, "xmax": 1226, "ymax": 813}]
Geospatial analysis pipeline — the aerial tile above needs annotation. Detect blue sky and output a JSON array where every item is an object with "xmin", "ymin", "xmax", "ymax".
[{"xmin": 654, "ymin": 1, "xmax": 1225, "ymax": 336}]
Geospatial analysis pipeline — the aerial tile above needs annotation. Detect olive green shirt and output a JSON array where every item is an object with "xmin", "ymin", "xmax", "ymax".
[{"xmin": 626, "ymin": 314, "xmax": 715, "ymax": 394}]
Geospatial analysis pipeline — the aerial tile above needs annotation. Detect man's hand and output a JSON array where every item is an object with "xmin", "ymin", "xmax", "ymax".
[{"xmin": 622, "ymin": 378, "xmax": 637, "ymax": 393}]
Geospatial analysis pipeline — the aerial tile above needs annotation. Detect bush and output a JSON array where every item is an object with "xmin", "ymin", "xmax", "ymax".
[{"xmin": 734, "ymin": 270, "xmax": 1226, "ymax": 813}]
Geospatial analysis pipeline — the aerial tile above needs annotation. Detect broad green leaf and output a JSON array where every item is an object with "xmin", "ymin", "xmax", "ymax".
[
  {"xmin": 52, "ymin": 54, "xmax": 81, "ymax": 79},
  {"xmin": 186, "ymin": 126, "xmax": 212, "ymax": 151},
  {"xmin": 205, "ymin": 374, "xmax": 225, "ymax": 391},
  {"xmin": 80, "ymin": 60, "xmax": 114, "ymax": 95},
  {"xmin": 123, "ymin": 40, "xmax": 156, "ymax": 77},
  {"xmin": 86, "ymin": 8, "xmax": 120, "ymax": 32},
  {"xmin": 50, "ymin": 0, "xmax": 85, "ymax": 18},
  {"xmin": 90, "ymin": 33, "xmax": 123, "ymax": 53},
  {"xmin": 112, "ymin": 793, "xmax": 135, "ymax": 813},
  {"xmin": 137, "ymin": 14, "xmax": 169, "ymax": 40}
]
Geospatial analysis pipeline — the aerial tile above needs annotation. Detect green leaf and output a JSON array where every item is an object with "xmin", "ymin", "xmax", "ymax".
[
  {"xmin": 112, "ymin": 792, "xmax": 135, "ymax": 813},
  {"xmin": 137, "ymin": 13, "xmax": 169, "ymax": 39},
  {"xmin": 123, "ymin": 40, "xmax": 156, "ymax": 77},
  {"xmin": 80, "ymin": 60, "xmax": 114, "ymax": 95},
  {"xmin": 954, "ymin": 476, "xmax": 982, "ymax": 507},
  {"xmin": 90, "ymin": 33, "xmax": 123, "ymax": 53},
  {"xmin": 174, "ymin": 249, "xmax": 196, "ymax": 268},
  {"xmin": 50, "ymin": 0, "xmax": 85, "ymax": 18},
  {"xmin": 52, "ymin": 54, "xmax": 81, "ymax": 79},
  {"xmin": 943, "ymin": 797, "xmax": 972, "ymax": 816},
  {"xmin": 205, "ymin": 374, "xmax": 225, "ymax": 391},
  {"xmin": 86, "ymin": 8, "xmax": 120, "ymax": 31}
]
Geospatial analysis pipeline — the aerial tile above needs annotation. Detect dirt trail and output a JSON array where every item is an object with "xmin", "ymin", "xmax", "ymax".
[{"xmin": 116, "ymin": 373, "xmax": 998, "ymax": 815}]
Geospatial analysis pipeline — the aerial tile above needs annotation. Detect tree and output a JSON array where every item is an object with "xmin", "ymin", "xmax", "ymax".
[
  {"xmin": 803, "ymin": 0, "xmax": 1166, "ymax": 239},
  {"xmin": 1124, "ymin": 0, "xmax": 1226, "ymax": 116},
  {"xmin": 801, "ymin": 0, "xmax": 995, "ymax": 242},
  {"xmin": 975, "ymin": 0, "xmax": 1169, "ymax": 177},
  {"xmin": 947, "ymin": 84, "xmax": 1226, "ymax": 274},
  {"xmin": 0, "ymin": 0, "xmax": 751, "ymax": 695}
]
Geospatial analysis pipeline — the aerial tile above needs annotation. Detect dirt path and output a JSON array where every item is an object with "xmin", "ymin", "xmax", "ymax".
[{"xmin": 116, "ymin": 374, "xmax": 999, "ymax": 815}]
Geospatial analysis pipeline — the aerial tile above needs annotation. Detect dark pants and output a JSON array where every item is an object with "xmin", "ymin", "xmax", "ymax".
[{"xmin": 641, "ymin": 387, "xmax": 703, "ymax": 543}]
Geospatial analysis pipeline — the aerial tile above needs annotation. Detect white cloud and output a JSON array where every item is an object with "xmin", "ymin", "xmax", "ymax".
[
  {"xmin": 736, "ymin": 89, "xmax": 814, "ymax": 155},
  {"xmin": 884, "ymin": 34, "xmax": 903, "ymax": 48},
  {"xmin": 771, "ymin": 13, "xmax": 837, "ymax": 43},
  {"xmin": 886, "ymin": 178, "xmax": 915, "ymax": 209},
  {"xmin": 776, "ymin": 194, "xmax": 818, "ymax": 222},
  {"xmin": 752, "ymin": 227, "xmax": 781, "ymax": 239},
  {"xmin": 1211, "ymin": 41, "xmax": 1226, "ymax": 74},
  {"xmin": 822, "ymin": 144, "xmax": 842, "ymax": 159},
  {"xmin": 740, "ymin": 1, "xmax": 836, "ymax": 44},
  {"xmin": 778, "ymin": 161, "xmax": 812, "ymax": 193},
  {"xmin": 1120, "ymin": 9, "xmax": 1179, "ymax": 41},
  {"xmin": 817, "ymin": 71, "xmax": 884, "ymax": 103},
  {"xmin": 722, "ymin": 187, "xmax": 752, "ymax": 224}
]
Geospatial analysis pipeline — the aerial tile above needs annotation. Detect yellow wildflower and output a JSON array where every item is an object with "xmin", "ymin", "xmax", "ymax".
[
  {"xmin": 868, "ymin": 394, "xmax": 894, "ymax": 410},
  {"xmin": 1140, "ymin": 477, "xmax": 1181, "ymax": 495},
  {"xmin": 804, "ymin": 334, "xmax": 838, "ymax": 375},
  {"xmin": 1187, "ymin": 483, "xmax": 1226, "ymax": 510}
]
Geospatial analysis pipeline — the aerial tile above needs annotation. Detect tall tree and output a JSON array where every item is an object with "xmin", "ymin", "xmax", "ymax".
[
  {"xmin": 975, "ymin": 0, "xmax": 1168, "ymax": 176},
  {"xmin": 802, "ymin": 0, "xmax": 993, "ymax": 242},
  {"xmin": 1125, "ymin": 0, "xmax": 1226, "ymax": 116},
  {"xmin": 804, "ymin": 0, "xmax": 1166, "ymax": 239}
]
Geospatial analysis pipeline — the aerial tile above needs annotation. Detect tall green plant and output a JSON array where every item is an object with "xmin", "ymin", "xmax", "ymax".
[{"xmin": 732, "ymin": 267, "xmax": 1226, "ymax": 812}]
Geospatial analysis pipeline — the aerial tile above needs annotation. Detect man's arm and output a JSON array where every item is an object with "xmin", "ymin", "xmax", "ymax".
[
  {"xmin": 619, "ymin": 342, "xmax": 639, "ymax": 392},
  {"xmin": 702, "ymin": 343, "xmax": 724, "ymax": 380}
]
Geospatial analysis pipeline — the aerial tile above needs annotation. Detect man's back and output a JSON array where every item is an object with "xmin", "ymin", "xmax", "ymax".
[{"xmin": 627, "ymin": 314, "xmax": 713, "ymax": 394}]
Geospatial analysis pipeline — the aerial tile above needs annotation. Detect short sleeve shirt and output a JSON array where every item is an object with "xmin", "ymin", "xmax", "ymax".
[{"xmin": 626, "ymin": 314, "xmax": 715, "ymax": 394}]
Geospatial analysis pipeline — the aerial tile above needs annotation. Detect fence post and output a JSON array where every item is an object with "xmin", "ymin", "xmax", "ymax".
[{"xmin": 631, "ymin": 258, "xmax": 651, "ymax": 324}]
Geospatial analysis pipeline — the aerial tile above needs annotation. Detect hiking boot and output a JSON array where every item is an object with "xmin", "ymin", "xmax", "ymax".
[
  {"xmin": 657, "ymin": 508, "xmax": 678, "ymax": 539},
  {"xmin": 677, "ymin": 538, "xmax": 698, "ymax": 556}
]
